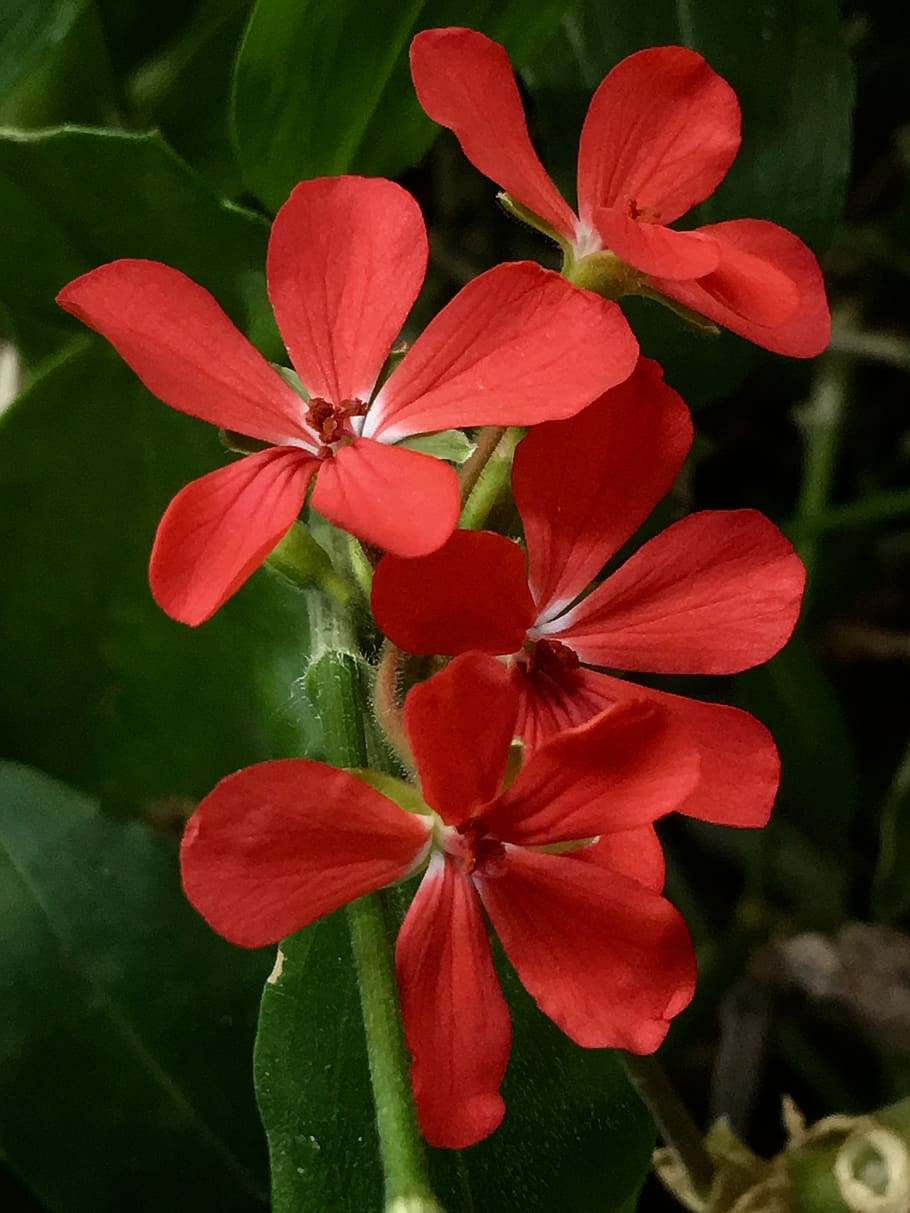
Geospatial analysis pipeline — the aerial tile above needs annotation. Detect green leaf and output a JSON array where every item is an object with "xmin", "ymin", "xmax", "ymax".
[
  {"xmin": 0, "ymin": 760, "xmax": 271, "ymax": 1212},
  {"xmin": 428, "ymin": 955, "xmax": 655, "ymax": 1212},
  {"xmin": 522, "ymin": 0, "xmax": 852, "ymax": 404},
  {"xmin": 256, "ymin": 911, "xmax": 655, "ymax": 1213},
  {"xmin": 127, "ymin": 0, "xmax": 253, "ymax": 194},
  {"xmin": 0, "ymin": 1, "xmax": 118, "ymax": 127},
  {"xmin": 0, "ymin": 126, "xmax": 277, "ymax": 364},
  {"xmin": 255, "ymin": 914, "xmax": 383, "ymax": 1213},
  {"xmin": 400, "ymin": 429, "xmax": 476, "ymax": 464},
  {"xmin": 0, "ymin": 338, "xmax": 318, "ymax": 810},
  {"xmin": 231, "ymin": 0, "xmax": 580, "ymax": 211}
]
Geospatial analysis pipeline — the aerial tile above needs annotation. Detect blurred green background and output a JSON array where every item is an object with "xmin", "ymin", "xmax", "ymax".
[{"xmin": 0, "ymin": 1, "xmax": 907, "ymax": 1210}]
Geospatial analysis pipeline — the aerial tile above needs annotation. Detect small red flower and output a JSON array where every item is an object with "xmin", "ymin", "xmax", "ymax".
[
  {"xmin": 410, "ymin": 28, "xmax": 830, "ymax": 357},
  {"xmin": 57, "ymin": 175, "xmax": 636, "ymax": 625},
  {"xmin": 181, "ymin": 652, "xmax": 699, "ymax": 1148},
  {"xmin": 372, "ymin": 358, "xmax": 806, "ymax": 828}
]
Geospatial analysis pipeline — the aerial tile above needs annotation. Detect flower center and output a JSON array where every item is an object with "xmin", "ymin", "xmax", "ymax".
[
  {"xmin": 443, "ymin": 819, "xmax": 505, "ymax": 877},
  {"xmin": 304, "ymin": 396, "xmax": 367, "ymax": 456},
  {"xmin": 523, "ymin": 637, "xmax": 580, "ymax": 678},
  {"xmin": 627, "ymin": 197, "xmax": 661, "ymax": 224}
]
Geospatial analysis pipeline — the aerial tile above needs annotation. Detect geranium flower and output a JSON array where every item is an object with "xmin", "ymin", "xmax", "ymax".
[
  {"xmin": 57, "ymin": 175, "xmax": 636, "ymax": 625},
  {"xmin": 410, "ymin": 28, "xmax": 830, "ymax": 357},
  {"xmin": 372, "ymin": 358, "xmax": 806, "ymax": 828},
  {"xmin": 181, "ymin": 652, "xmax": 699, "ymax": 1148}
]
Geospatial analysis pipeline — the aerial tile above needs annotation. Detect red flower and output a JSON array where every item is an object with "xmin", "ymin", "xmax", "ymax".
[
  {"xmin": 181, "ymin": 652, "xmax": 699, "ymax": 1148},
  {"xmin": 410, "ymin": 28, "xmax": 830, "ymax": 357},
  {"xmin": 372, "ymin": 358, "xmax": 806, "ymax": 828},
  {"xmin": 57, "ymin": 175, "xmax": 636, "ymax": 625}
]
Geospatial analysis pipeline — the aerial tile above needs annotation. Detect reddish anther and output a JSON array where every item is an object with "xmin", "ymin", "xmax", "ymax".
[{"xmin": 524, "ymin": 636, "xmax": 581, "ymax": 679}]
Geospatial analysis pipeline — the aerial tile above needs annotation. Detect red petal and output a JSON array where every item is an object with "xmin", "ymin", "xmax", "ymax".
[
  {"xmin": 593, "ymin": 208, "xmax": 719, "ymax": 278},
  {"xmin": 150, "ymin": 447, "xmax": 317, "ymax": 625},
  {"xmin": 512, "ymin": 661, "xmax": 779, "ymax": 827},
  {"xmin": 652, "ymin": 219, "xmax": 831, "ymax": 357},
  {"xmin": 364, "ymin": 262, "xmax": 637, "ymax": 442},
  {"xmin": 590, "ymin": 675, "xmax": 782, "ymax": 828},
  {"xmin": 57, "ymin": 260, "xmax": 313, "ymax": 445},
  {"xmin": 180, "ymin": 760, "xmax": 431, "ymax": 947},
  {"xmin": 514, "ymin": 358, "xmax": 692, "ymax": 620},
  {"xmin": 397, "ymin": 854, "xmax": 511, "ymax": 1149},
  {"xmin": 577, "ymin": 46, "xmax": 740, "ymax": 227},
  {"xmin": 572, "ymin": 827, "xmax": 666, "ymax": 892},
  {"xmin": 404, "ymin": 653, "xmax": 518, "ymax": 827},
  {"xmin": 267, "ymin": 177, "xmax": 427, "ymax": 404},
  {"xmin": 549, "ymin": 509, "xmax": 805, "ymax": 673},
  {"xmin": 371, "ymin": 530, "xmax": 535, "ymax": 656},
  {"xmin": 672, "ymin": 236, "xmax": 800, "ymax": 326},
  {"xmin": 309, "ymin": 438, "xmax": 459, "ymax": 557},
  {"xmin": 510, "ymin": 659, "xmax": 618, "ymax": 753},
  {"xmin": 410, "ymin": 27, "xmax": 577, "ymax": 242},
  {"xmin": 483, "ymin": 699, "xmax": 699, "ymax": 844},
  {"xmin": 478, "ymin": 847, "xmax": 696, "ymax": 1051}
]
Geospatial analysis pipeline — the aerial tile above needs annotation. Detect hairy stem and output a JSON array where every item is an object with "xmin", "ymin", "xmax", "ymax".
[
  {"xmin": 306, "ymin": 640, "xmax": 443, "ymax": 1211},
  {"xmin": 374, "ymin": 641, "xmax": 416, "ymax": 773}
]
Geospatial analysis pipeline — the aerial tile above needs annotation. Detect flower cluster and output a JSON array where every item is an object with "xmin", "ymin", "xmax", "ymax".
[{"xmin": 57, "ymin": 29, "xmax": 822, "ymax": 1149}]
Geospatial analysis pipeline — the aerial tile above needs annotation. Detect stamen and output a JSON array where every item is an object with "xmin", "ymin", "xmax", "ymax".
[
  {"xmin": 450, "ymin": 820, "xmax": 505, "ymax": 876},
  {"xmin": 304, "ymin": 396, "xmax": 367, "ymax": 453},
  {"xmin": 525, "ymin": 637, "xmax": 580, "ymax": 678},
  {"xmin": 628, "ymin": 197, "xmax": 661, "ymax": 224}
]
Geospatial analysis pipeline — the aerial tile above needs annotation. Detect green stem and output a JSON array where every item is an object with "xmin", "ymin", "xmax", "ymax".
[
  {"xmin": 459, "ymin": 427, "xmax": 521, "ymax": 530},
  {"xmin": 459, "ymin": 425, "xmax": 507, "ymax": 504},
  {"xmin": 620, "ymin": 1053, "xmax": 714, "ymax": 1197},
  {"xmin": 348, "ymin": 892, "xmax": 442, "ymax": 1211},
  {"xmin": 792, "ymin": 317, "xmax": 854, "ymax": 613},
  {"xmin": 305, "ymin": 617, "xmax": 442, "ymax": 1212},
  {"xmin": 788, "ymin": 487, "xmax": 910, "ymax": 536}
]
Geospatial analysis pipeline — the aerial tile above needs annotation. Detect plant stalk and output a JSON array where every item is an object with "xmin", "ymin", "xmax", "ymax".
[
  {"xmin": 305, "ymin": 609, "xmax": 442, "ymax": 1211},
  {"xmin": 459, "ymin": 426, "xmax": 521, "ymax": 530},
  {"xmin": 621, "ymin": 1052, "xmax": 715, "ymax": 1197}
]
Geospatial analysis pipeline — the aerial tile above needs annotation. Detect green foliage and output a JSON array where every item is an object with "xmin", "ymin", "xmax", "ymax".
[
  {"xmin": 0, "ymin": 761, "xmax": 270, "ymax": 1211},
  {"xmin": 231, "ymin": 0, "xmax": 581, "ymax": 210},
  {"xmin": 0, "ymin": 127, "xmax": 276, "ymax": 365},
  {"xmin": 254, "ymin": 914, "xmax": 383, "ymax": 1213},
  {"xmin": 0, "ymin": 339, "xmax": 316, "ymax": 809},
  {"xmin": 256, "ymin": 910, "xmax": 656, "ymax": 1212}
]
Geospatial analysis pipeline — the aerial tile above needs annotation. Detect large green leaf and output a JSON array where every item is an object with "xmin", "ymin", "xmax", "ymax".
[
  {"xmin": 231, "ymin": 0, "xmax": 581, "ymax": 211},
  {"xmin": 0, "ymin": 760, "xmax": 271, "ymax": 1212},
  {"xmin": 0, "ymin": 338, "xmax": 317, "ymax": 810},
  {"xmin": 522, "ymin": 0, "xmax": 852, "ymax": 404},
  {"xmin": 0, "ymin": 1, "xmax": 118, "ymax": 127},
  {"xmin": 429, "ymin": 955, "xmax": 655, "ymax": 1211},
  {"xmin": 127, "ymin": 0, "xmax": 254, "ymax": 195},
  {"xmin": 0, "ymin": 127, "xmax": 277, "ymax": 364},
  {"xmin": 254, "ymin": 913, "xmax": 383, "ymax": 1213},
  {"xmin": 257, "ymin": 903, "xmax": 654, "ymax": 1211}
]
